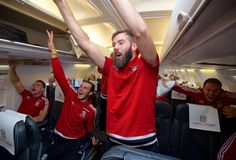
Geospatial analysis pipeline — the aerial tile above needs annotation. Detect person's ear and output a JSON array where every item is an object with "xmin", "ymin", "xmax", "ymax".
[{"xmin": 132, "ymin": 42, "xmax": 137, "ymax": 51}]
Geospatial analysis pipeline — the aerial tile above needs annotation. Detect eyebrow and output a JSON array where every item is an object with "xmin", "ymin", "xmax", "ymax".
[{"xmin": 112, "ymin": 39, "xmax": 125, "ymax": 46}]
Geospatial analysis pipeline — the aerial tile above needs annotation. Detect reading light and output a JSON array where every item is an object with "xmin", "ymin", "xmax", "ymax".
[
  {"xmin": 186, "ymin": 69, "xmax": 195, "ymax": 72},
  {"xmin": 0, "ymin": 65, "xmax": 9, "ymax": 69},
  {"xmin": 74, "ymin": 64, "xmax": 91, "ymax": 68},
  {"xmin": 199, "ymin": 69, "xmax": 216, "ymax": 72}
]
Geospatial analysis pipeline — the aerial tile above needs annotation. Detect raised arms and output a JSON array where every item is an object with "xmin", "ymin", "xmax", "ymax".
[
  {"xmin": 9, "ymin": 61, "xmax": 25, "ymax": 93},
  {"xmin": 111, "ymin": 0, "xmax": 158, "ymax": 67},
  {"xmin": 53, "ymin": 0, "xmax": 105, "ymax": 69}
]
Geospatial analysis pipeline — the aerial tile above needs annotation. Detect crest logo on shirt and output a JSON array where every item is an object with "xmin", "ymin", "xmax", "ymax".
[
  {"xmin": 131, "ymin": 65, "xmax": 138, "ymax": 72},
  {"xmin": 80, "ymin": 110, "xmax": 87, "ymax": 119},
  {"xmin": 35, "ymin": 101, "xmax": 40, "ymax": 107},
  {"xmin": 27, "ymin": 96, "xmax": 30, "ymax": 100},
  {"xmin": 198, "ymin": 100, "xmax": 204, "ymax": 104}
]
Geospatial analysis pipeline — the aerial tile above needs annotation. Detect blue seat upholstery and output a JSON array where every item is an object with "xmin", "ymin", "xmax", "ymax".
[
  {"xmin": 0, "ymin": 111, "xmax": 42, "ymax": 160},
  {"xmin": 155, "ymin": 100, "xmax": 173, "ymax": 154},
  {"xmin": 0, "ymin": 120, "xmax": 27, "ymax": 160},
  {"xmin": 25, "ymin": 116, "xmax": 43, "ymax": 160}
]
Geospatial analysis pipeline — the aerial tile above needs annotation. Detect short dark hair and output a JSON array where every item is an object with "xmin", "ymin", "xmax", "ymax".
[
  {"xmin": 112, "ymin": 30, "xmax": 134, "ymax": 42},
  {"xmin": 203, "ymin": 78, "xmax": 222, "ymax": 88},
  {"xmin": 36, "ymin": 80, "xmax": 46, "ymax": 88}
]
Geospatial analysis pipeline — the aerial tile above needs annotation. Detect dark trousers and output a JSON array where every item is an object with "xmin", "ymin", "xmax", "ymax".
[
  {"xmin": 0, "ymin": 146, "xmax": 15, "ymax": 160},
  {"xmin": 42, "ymin": 133, "xmax": 83, "ymax": 160},
  {"xmin": 100, "ymin": 136, "xmax": 159, "ymax": 157},
  {"xmin": 98, "ymin": 95, "xmax": 107, "ymax": 131}
]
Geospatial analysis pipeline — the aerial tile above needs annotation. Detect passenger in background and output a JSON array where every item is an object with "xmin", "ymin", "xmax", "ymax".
[
  {"xmin": 9, "ymin": 61, "xmax": 49, "ymax": 122},
  {"xmin": 46, "ymin": 75, "xmax": 56, "ymax": 104},
  {"xmin": 44, "ymin": 30, "xmax": 97, "ymax": 160},
  {"xmin": 173, "ymin": 78, "xmax": 236, "ymax": 113},
  {"xmin": 173, "ymin": 78, "xmax": 236, "ymax": 139},
  {"xmin": 54, "ymin": 0, "xmax": 159, "ymax": 154}
]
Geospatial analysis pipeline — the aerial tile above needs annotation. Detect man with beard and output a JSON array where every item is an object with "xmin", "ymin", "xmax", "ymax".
[
  {"xmin": 42, "ymin": 30, "xmax": 97, "ymax": 160},
  {"xmin": 9, "ymin": 61, "xmax": 49, "ymax": 122},
  {"xmin": 53, "ymin": 0, "xmax": 159, "ymax": 153}
]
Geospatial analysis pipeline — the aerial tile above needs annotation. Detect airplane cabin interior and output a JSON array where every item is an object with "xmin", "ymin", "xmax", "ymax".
[{"xmin": 0, "ymin": 0, "xmax": 236, "ymax": 160}]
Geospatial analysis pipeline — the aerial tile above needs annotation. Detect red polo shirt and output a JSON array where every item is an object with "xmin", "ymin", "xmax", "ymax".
[
  {"xmin": 18, "ymin": 90, "xmax": 49, "ymax": 117},
  {"xmin": 103, "ymin": 56, "xmax": 159, "ymax": 138},
  {"xmin": 52, "ymin": 57, "xmax": 96, "ymax": 139}
]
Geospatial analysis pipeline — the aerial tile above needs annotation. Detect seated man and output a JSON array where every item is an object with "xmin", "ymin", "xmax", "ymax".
[
  {"xmin": 45, "ymin": 75, "xmax": 56, "ymax": 104},
  {"xmin": 42, "ymin": 30, "xmax": 97, "ymax": 160},
  {"xmin": 173, "ymin": 78, "xmax": 236, "ymax": 139},
  {"xmin": 9, "ymin": 62, "xmax": 49, "ymax": 122},
  {"xmin": 173, "ymin": 78, "xmax": 236, "ymax": 115}
]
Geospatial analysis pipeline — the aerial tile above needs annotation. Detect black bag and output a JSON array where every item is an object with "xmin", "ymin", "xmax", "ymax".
[{"xmin": 0, "ymin": 22, "xmax": 28, "ymax": 43}]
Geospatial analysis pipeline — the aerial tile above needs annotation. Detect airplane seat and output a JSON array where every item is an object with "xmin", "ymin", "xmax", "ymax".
[
  {"xmin": 0, "ymin": 120, "xmax": 27, "ymax": 160},
  {"xmin": 92, "ymin": 91, "xmax": 102, "ymax": 128},
  {"xmin": 169, "ymin": 103, "xmax": 221, "ymax": 160},
  {"xmin": 0, "ymin": 109, "xmax": 42, "ymax": 160},
  {"xmin": 155, "ymin": 100, "xmax": 173, "ymax": 154},
  {"xmin": 40, "ymin": 100, "xmax": 63, "ymax": 146},
  {"xmin": 101, "ymin": 145, "xmax": 181, "ymax": 160},
  {"xmin": 170, "ymin": 96, "xmax": 192, "ymax": 121},
  {"xmin": 24, "ymin": 116, "xmax": 43, "ymax": 160},
  {"xmin": 46, "ymin": 100, "xmax": 63, "ymax": 129}
]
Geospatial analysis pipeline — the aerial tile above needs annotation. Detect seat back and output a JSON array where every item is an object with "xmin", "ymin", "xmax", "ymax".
[
  {"xmin": 169, "ymin": 103, "xmax": 221, "ymax": 160},
  {"xmin": 155, "ymin": 100, "xmax": 172, "ymax": 154},
  {"xmin": 0, "ymin": 110, "xmax": 43, "ymax": 160},
  {"xmin": 101, "ymin": 145, "xmax": 181, "ymax": 160},
  {"xmin": 48, "ymin": 101, "xmax": 64, "ymax": 128},
  {"xmin": 25, "ymin": 116, "xmax": 43, "ymax": 160},
  {"xmin": 0, "ymin": 120, "xmax": 28, "ymax": 160}
]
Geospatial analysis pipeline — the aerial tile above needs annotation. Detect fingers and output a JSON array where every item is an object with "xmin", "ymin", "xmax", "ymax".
[
  {"xmin": 46, "ymin": 30, "xmax": 54, "ymax": 39},
  {"xmin": 91, "ymin": 136, "xmax": 101, "ymax": 146}
]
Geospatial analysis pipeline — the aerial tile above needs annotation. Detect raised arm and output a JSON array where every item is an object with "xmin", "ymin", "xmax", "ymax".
[
  {"xmin": 9, "ymin": 61, "xmax": 25, "ymax": 93},
  {"xmin": 53, "ymin": 0, "xmax": 105, "ymax": 69},
  {"xmin": 47, "ymin": 30, "xmax": 73, "ymax": 95},
  {"xmin": 111, "ymin": 0, "xmax": 158, "ymax": 67}
]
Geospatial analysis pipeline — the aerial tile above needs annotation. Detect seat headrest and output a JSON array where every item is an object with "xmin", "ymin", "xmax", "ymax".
[
  {"xmin": 0, "ymin": 110, "xmax": 27, "ymax": 155},
  {"xmin": 155, "ymin": 101, "xmax": 173, "ymax": 118},
  {"xmin": 175, "ymin": 104, "xmax": 189, "ymax": 122}
]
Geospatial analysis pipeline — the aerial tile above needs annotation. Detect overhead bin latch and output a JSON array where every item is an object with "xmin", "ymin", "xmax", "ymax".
[{"xmin": 177, "ymin": 11, "xmax": 191, "ymax": 31}]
